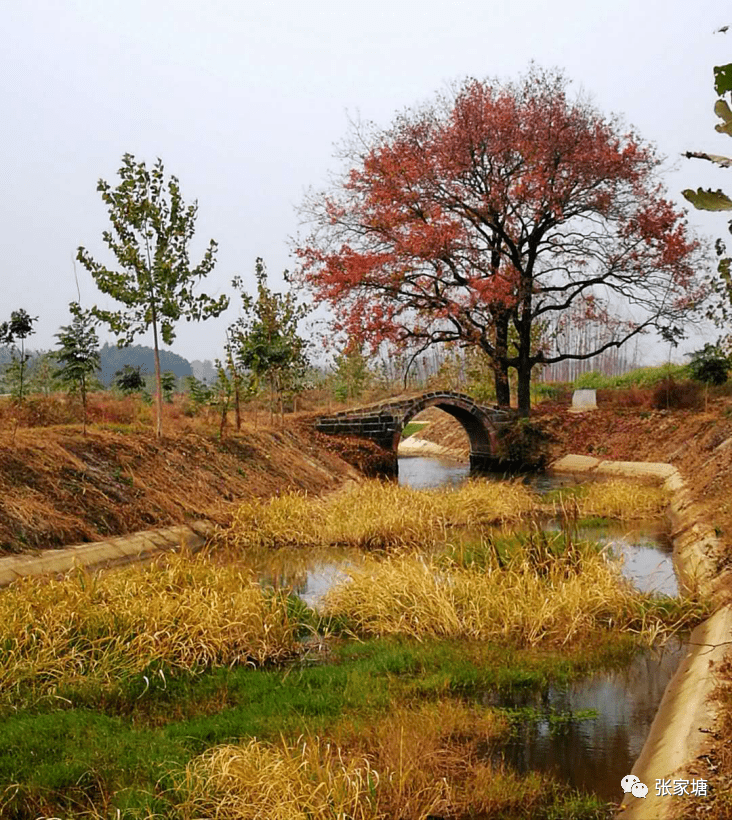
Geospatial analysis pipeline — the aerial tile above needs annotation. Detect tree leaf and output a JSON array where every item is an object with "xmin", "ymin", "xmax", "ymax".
[
  {"xmin": 682, "ymin": 187, "xmax": 732, "ymax": 211},
  {"xmin": 715, "ymin": 99, "xmax": 732, "ymax": 137},
  {"xmin": 714, "ymin": 63, "xmax": 732, "ymax": 97},
  {"xmin": 684, "ymin": 150, "xmax": 732, "ymax": 168}
]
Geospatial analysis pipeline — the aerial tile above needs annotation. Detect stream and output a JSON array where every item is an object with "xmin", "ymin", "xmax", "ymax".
[{"xmin": 245, "ymin": 454, "xmax": 683, "ymax": 805}]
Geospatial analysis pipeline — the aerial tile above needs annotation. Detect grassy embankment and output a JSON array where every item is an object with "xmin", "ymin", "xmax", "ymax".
[{"xmin": 0, "ymin": 478, "xmax": 708, "ymax": 819}]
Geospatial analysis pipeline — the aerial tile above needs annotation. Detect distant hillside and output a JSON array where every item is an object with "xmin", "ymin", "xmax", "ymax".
[
  {"xmin": 1, "ymin": 343, "xmax": 197, "ymax": 389},
  {"xmin": 98, "ymin": 343, "xmax": 193, "ymax": 387},
  {"xmin": 190, "ymin": 359, "xmax": 217, "ymax": 384}
]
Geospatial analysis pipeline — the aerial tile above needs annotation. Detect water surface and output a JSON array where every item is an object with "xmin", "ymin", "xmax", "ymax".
[{"xmin": 244, "ymin": 455, "xmax": 683, "ymax": 806}]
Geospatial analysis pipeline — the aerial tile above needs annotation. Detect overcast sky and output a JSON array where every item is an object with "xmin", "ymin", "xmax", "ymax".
[{"xmin": 2, "ymin": 0, "xmax": 730, "ymax": 365}]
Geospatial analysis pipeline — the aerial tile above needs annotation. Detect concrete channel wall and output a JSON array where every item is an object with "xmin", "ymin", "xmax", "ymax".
[
  {"xmin": 552, "ymin": 455, "xmax": 732, "ymax": 820},
  {"xmin": 0, "ymin": 520, "xmax": 216, "ymax": 588}
]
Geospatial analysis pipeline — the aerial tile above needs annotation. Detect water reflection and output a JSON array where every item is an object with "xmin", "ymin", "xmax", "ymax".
[
  {"xmin": 397, "ymin": 455, "xmax": 470, "ymax": 488},
  {"xmin": 490, "ymin": 640, "xmax": 685, "ymax": 803},
  {"xmin": 235, "ymin": 546, "xmax": 364, "ymax": 609},
  {"xmin": 398, "ymin": 457, "xmax": 678, "ymax": 596}
]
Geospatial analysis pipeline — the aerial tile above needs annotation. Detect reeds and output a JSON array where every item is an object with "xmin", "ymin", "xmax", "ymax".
[
  {"xmin": 549, "ymin": 479, "xmax": 669, "ymax": 520},
  {"xmin": 216, "ymin": 478, "xmax": 670, "ymax": 556},
  {"xmin": 224, "ymin": 491, "xmax": 327, "ymax": 548},
  {"xmin": 177, "ymin": 702, "xmax": 555, "ymax": 820},
  {"xmin": 216, "ymin": 479, "xmax": 540, "ymax": 551},
  {"xmin": 0, "ymin": 553, "xmax": 302, "ymax": 701},
  {"xmin": 321, "ymin": 542, "xmax": 705, "ymax": 647}
]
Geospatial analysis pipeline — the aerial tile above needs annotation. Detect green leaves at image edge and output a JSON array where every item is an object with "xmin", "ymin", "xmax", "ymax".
[
  {"xmin": 715, "ymin": 99, "xmax": 732, "ymax": 137},
  {"xmin": 682, "ymin": 187, "xmax": 732, "ymax": 211},
  {"xmin": 715, "ymin": 63, "xmax": 732, "ymax": 97}
]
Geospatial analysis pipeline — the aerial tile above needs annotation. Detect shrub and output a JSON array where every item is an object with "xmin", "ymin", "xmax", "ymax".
[
  {"xmin": 651, "ymin": 378, "xmax": 702, "ymax": 410},
  {"xmin": 596, "ymin": 386, "xmax": 652, "ymax": 409},
  {"xmin": 688, "ymin": 344, "xmax": 731, "ymax": 387}
]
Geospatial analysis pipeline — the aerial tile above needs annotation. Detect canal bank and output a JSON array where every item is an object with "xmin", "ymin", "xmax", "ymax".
[{"xmin": 551, "ymin": 454, "xmax": 732, "ymax": 819}]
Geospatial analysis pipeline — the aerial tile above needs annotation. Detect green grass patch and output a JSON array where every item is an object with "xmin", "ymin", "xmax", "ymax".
[
  {"xmin": 400, "ymin": 421, "xmax": 428, "ymax": 439},
  {"xmin": 573, "ymin": 363, "xmax": 690, "ymax": 390},
  {"xmin": 0, "ymin": 635, "xmax": 639, "ymax": 818}
]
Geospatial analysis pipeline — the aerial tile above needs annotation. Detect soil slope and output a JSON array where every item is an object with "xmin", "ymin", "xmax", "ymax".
[{"xmin": 0, "ymin": 421, "xmax": 361, "ymax": 554}]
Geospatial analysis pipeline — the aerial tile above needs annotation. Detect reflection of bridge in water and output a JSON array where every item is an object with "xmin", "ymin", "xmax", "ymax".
[{"xmin": 315, "ymin": 390, "xmax": 517, "ymax": 472}]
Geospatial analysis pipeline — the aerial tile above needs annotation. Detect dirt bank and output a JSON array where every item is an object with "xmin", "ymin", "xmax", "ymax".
[{"xmin": 0, "ymin": 421, "xmax": 361, "ymax": 555}]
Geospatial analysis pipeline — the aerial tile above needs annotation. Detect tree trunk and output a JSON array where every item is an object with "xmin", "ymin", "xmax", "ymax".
[
  {"xmin": 517, "ymin": 363, "xmax": 532, "ymax": 417},
  {"xmin": 494, "ymin": 364, "xmax": 511, "ymax": 408},
  {"xmin": 151, "ymin": 317, "xmax": 163, "ymax": 438},
  {"xmin": 491, "ymin": 312, "xmax": 511, "ymax": 408},
  {"xmin": 19, "ymin": 341, "xmax": 26, "ymax": 403},
  {"xmin": 226, "ymin": 343, "xmax": 241, "ymax": 432},
  {"xmin": 81, "ymin": 375, "xmax": 87, "ymax": 436},
  {"xmin": 516, "ymin": 293, "xmax": 533, "ymax": 417},
  {"xmin": 219, "ymin": 399, "xmax": 228, "ymax": 439}
]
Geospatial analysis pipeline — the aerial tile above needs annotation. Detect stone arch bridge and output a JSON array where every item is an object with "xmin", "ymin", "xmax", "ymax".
[{"xmin": 315, "ymin": 391, "xmax": 517, "ymax": 472}]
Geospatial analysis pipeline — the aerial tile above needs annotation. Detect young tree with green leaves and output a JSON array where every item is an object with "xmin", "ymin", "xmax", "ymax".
[
  {"xmin": 184, "ymin": 374, "xmax": 212, "ymax": 408},
  {"xmin": 114, "ymin": 365, "xmax": 146, "ymax": 394},
  {"xmin": 212, "ymin": 358, "xmax": 233, "ymax": 438},
  {"xmin": 160, "ymin": 371, "xmax": 177, "ymax": 403},
  {"xmin": 54, "ymin": 302, "xmax": 101, "ymax": 434},
  {"xmin": 0, "ymin": 309, "xmax": 38, "ymax": 402},
  {"xmin": 77, "ymin": 154, "xmax": 229, "ymax": 438},
  {"xmin": 229, "ymin": 259, "xmax": 310, "ymax": 424},
  {"xmin": 331, "ymin": 341, "xmax": 372, "ymax": 402},
  {"xmin": 27, "ymin": 352, "xmax": 61, "ymax": 396}
]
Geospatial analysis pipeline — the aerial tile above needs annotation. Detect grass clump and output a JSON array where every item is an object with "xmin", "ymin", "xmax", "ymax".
[
  {"xmin": 178, "ymin": 702, "xmax": 604, "ymax": 820},
  {"xmin": 322, "ymin": 542, "xmax": 705, "ymax": 647},
  {"xmin": 574, "ymin": 363, "xmax": 690, "ymax": 390},
  {"xmin": 547, "ymin": 479, "xmax": 668, "ymax": 520},
  {"xmin": 0, "ymin": 553, "xmax": 304, "ymax": 704},
  {"xmin": 400, "ymin": 421, "xmax": 427, "ymax": 438},
  {"xmin": 217, "ymin": 479, "xmax": 539, "ymax": 552},
  {"xmin": 222, "ymin": 491, "xmax": 327, "ymax": 548}
]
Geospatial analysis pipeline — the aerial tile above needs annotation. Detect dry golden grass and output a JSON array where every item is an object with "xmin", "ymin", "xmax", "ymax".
[
  {"xmin": 320, "ymin": 545, "xmax": 705, "ymax": 647},
  {"xmin": 216, "ymin": 479, "xmax": 539, "ymax": 551},
  {"xmin": 556, "ymin": 479, "xmax": 669, "ymax": 520},
  {"xmin": 222, "ymin": 492, "xmax": 327, "ymax": 549},
  {"xmin": 0, "ymin": 553, "xmax": 301, "ymax": 700},
  {"xmin": 177, "ymin": 701, "xmax": 550, "ymax": 820},
  {"xmin": 216, "ymin": 478, "xmax": 670, "ymax": 556}
]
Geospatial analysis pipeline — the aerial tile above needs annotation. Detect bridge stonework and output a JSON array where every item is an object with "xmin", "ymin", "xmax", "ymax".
[{"xmin": 315, "ymin": 391, "xmax": 517, "ymax": 472}]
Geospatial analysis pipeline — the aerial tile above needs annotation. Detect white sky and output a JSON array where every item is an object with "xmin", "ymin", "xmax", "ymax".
[{"xmin": 2, "ymin": 0, "xmax": 731, "ymax": 364}]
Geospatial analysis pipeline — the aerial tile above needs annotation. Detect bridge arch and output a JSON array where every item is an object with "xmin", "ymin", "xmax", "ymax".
[
  {"xmin": 315, "ymin": 390, "xmax": 514, "ymax": 472},
  {"xmin": 390, "ymin": 393, "xmax": 498, "ymax": 459}
]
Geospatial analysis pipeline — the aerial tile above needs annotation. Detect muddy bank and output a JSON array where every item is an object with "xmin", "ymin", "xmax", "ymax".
[
  {"xmin": 397, "ymin": 434, "xmax": 466, "ymax": 460},
  {"xmin": 0, "ymin": 424, "xmax": 359, "ymax": 554}
]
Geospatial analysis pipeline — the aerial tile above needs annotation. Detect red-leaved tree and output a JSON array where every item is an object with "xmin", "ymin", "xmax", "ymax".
[{"xmin": 297, "ymin": 68, "xmax": 705, "ymax": 415}]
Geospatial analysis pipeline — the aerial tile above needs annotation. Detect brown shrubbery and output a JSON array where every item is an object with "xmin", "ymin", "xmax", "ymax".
[{"xmin": 651, "ymin": 378, "xmax": 703, "ymax": 410}]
